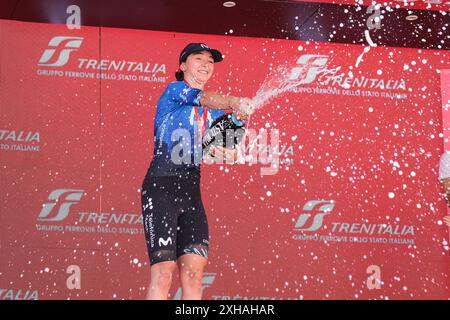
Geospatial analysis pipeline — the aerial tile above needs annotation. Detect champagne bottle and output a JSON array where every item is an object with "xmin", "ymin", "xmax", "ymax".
[{"xmin": 202, "ymin": 113, "xmax": 245, "ymax": 152}]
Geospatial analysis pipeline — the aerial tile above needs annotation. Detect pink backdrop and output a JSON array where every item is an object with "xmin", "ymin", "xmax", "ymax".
[{"xmin": 0, "ymin": 19, "xmax": 449, "ymax": 300}]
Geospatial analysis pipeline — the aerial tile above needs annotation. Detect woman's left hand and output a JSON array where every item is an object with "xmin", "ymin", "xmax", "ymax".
[
  {"xmin": 209, "ymin": 145, "xmax": 239, "ymax": 164},
  {"xmin": 230, "ymin": 97, "xmax": 255, "ymax": 120}
]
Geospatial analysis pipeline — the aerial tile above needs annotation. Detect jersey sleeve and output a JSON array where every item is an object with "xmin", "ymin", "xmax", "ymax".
[{"xmin": 167, "ymin": 81, "xmax": 202, "ymax": 107}]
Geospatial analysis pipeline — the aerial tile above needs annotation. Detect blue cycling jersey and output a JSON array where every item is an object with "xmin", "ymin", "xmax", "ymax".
[{"xmin": 148, "ymin": 80, "xmax": 225, "ymax": 176}]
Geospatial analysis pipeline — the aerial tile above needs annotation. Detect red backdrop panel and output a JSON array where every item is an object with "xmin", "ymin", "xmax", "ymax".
[{"xmin": 0, "ymin": 19, "xmax": 449, "ymax": 299}]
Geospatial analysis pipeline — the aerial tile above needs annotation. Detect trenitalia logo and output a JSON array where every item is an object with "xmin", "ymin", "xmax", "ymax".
[
  {"xmin": 38, "ymin": 189, "xmax": 84, "ymax": 221},
  {"xmin": 36, "ymin": 189, "xmax": 144, "ymax": 235},
  {"xmin": 294, "ymin": 200, "xmax": 335, "ymax": 231},
  {"xmin": 38, "ymin": 36, "xmax": 84, "ymax": 67},
  {"xmin": 36, "ymin": 35, "xmax": 167, "ymax": 83},
  {"xmin": 0, "ymin": 288, "xmax": 38, "ymax": 300},
  {"xmin": 293, "ymin": 200, "xmax": 415, "ymax": 245},
  {"xmin": 288, "ymin": 54, "xmax": 328, "ymax": 84},
  {"xmin": 288, "ymin": 54, "xmax": 407, "ymax": 96}
]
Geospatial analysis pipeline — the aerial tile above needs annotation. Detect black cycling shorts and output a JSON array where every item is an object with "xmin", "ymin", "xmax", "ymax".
[{"xmin": 141, "ymin": 171, "xmax": 209, "ymax": 266}]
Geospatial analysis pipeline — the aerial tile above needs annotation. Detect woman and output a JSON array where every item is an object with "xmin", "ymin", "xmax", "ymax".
[{"xmin": 141, "ymin": 43, "xmax": 254, "ymax": 300}]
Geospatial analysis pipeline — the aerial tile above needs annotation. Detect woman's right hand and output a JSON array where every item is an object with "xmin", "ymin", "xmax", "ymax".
[{"xmin": 229, "ymin": 96, "xmax": 255, "ymax": 120}]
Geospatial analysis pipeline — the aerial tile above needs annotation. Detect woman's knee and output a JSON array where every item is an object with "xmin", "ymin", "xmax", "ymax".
[
  {"xmin": 179, "ymin": 265, "xmax": 204, "ymax": 287},
  {"xmin": 151, "ymin": 262, "xmax": 176, "ymax": 289}
]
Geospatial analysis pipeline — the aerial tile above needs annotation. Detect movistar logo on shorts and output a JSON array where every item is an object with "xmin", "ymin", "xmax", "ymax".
[
  {"xmin": 38, "ymin": 189, "xmax": 84, "ymax": 221},
  {"xmin": 38, "ymin": 36, "xmax": 84, "ymax": 67},
  {"xmin": 294, "ymin": 200, "xmax": 335, "ymax": 231},
  {"xmin": 288, "ymin": 54, "xmax": 328, "ymax": 84},
  {"xmin": 158, "ymin": 237, "xmax": 173, "ymax": 247}
]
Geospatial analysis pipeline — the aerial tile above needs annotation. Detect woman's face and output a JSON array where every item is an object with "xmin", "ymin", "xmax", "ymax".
[{"xmin": 180, "ymin": 51, "xmax": 214, "ymax": 88}]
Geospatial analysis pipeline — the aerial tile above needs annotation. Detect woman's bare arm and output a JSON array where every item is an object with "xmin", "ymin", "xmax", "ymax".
[
  {"xmin": 200, "ymin": 91, "xmax": 255, "ymax": 119},
  {"xmin": 200, "ymin": 91, "xmax": 239, "ymax": 110}
]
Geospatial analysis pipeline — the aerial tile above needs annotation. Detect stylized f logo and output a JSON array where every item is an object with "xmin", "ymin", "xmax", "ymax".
[
  {"xmin": 289, "ymin": 54, "xmax": 328, "ymax": 84},
  {"xmin": 38, "ymin": 36, "xmax": 83, "ymax": 67},
  {"xmin": 295, "ymin": 200, "xmax": 335, "ymax": 231},
  {"xmin": 38, "ymin": 189, "xmax": 84, "ymax": 221}
]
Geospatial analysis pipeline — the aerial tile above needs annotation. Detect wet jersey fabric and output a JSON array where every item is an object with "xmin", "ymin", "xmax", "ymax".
[{"xmin": 147, "ymin": 80, "xmax": 225, "ymax": 177}]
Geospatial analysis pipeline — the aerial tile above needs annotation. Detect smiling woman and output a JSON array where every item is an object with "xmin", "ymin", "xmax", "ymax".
[
  {"xmin": 175, "ymin": 43, "xmax": 221, "ymax": 83},
  {"xmin": 140, "ymin": 42, "xmax": 255, "ymax": 300}
]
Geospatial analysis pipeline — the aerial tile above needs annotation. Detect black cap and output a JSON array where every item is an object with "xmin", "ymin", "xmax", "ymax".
[{"xmin": 179, "ymin": 43, "xmax": 223, "ymax": 65}]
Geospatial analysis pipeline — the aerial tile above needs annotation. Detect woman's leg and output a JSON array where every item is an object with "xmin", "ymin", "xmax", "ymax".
[
  {"xmin": 146, "ymin": 261, "xmax": 177, "ymax": 300},
  {"xmin": 141, "ymin": 175, "xmax": 179, "ymax": 300},
  {"xmin": 177, "ymin": 253, "xmax": 208, "ymax": 300}
]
